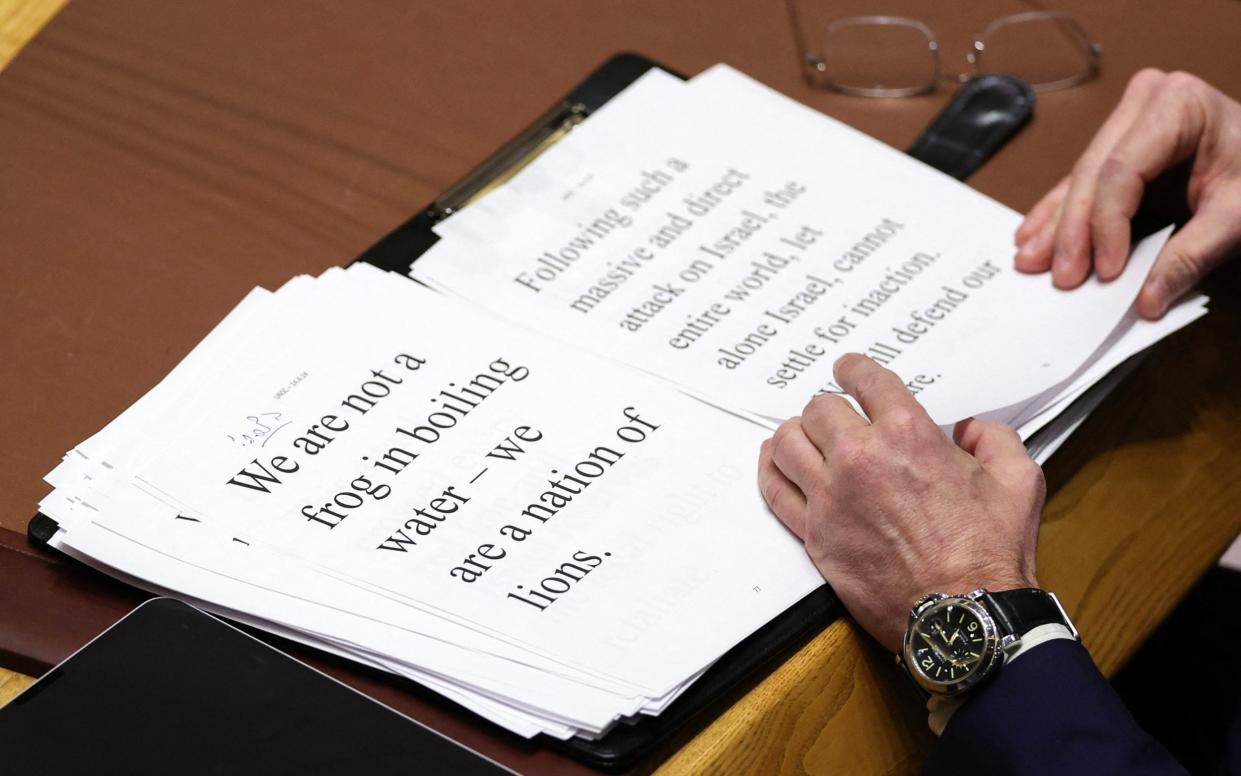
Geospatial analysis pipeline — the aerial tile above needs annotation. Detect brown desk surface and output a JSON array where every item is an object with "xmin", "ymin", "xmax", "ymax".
[{"xmin": 2, "ymin": 0, "xmax": 1239, "ymax": 773}]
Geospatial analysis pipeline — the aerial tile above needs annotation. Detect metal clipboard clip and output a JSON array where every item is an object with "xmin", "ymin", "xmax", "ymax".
[{"xmin": 428, "ymin": 100, "xmax": 589, "ymax": 221}]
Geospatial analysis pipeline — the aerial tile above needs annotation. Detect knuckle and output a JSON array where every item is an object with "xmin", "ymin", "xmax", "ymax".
[
  {"xmin": 1167, "ymin": 248, "xmax": 1207, "ymax": 285},
  {"xmin": 1053, "ymin": 228, "xmax": 1081, "ymax": 260},
  {"xmin": 770, "ymin": 421, "xmax": 798, "ymax": 456},
  {"xmin": 830, "ymin": 431, "xmax": 875, "ymax": 474},
  {"xmin": 1087, "ymin": 207, "xmax": 1109, "ymax": 234},
  {"xmin": 1164, "ymin": 70, "xmax": 1203, "ymax": 94},
  {"xmin": 1127, "ymin": 67, "xmax": 1166, "ymax": 94},
  {"xmin": 884, "ymin": 408, "xmax": 925, "ymax": 439},
  {"xmin": 1096, "ymin": 155, "xmax": 1129, "ymax": 184},
  {"xmin": 803, "ymin": 393, "xmax": 841, "ymax": 424},
  {"xmin": 1056, "ymin": 217, "xmax": 1089, "ymax": 249},
  {"xmin": 854, "ymin": 370, "xmax": 889, "ymax": 399},
  {"xmin": 1087, "ymin": 209, "xmax": 1111, "ymax": 236},
  {"xmin": 1070, "ymin": 156, "xmax": 1095, "ymax": 179}
]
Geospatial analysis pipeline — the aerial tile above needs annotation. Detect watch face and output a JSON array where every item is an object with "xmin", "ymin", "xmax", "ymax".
[{"xmin": 905, "ymin": 597, "xmax": 998, "ymax": 694}]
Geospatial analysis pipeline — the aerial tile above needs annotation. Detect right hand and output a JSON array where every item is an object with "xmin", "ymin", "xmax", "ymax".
[
  {"xmin": 1013, "ymin": 69, "xmax": 1241, "ymax": 319},
  {"xmin": 757, "ymin": 355, "xmax": 1045, "ymax": 653}
]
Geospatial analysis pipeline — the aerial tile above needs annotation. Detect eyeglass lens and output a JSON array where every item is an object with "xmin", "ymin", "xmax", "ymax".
[
  {"xmin": 821, "ymin": 12, "xmax": 1096, "ymax": 96},
  {"xmin": 978, "ymin": 14, "xmax": 1095, "ymax": 89},
  {"xmin": 822, "ymin": 18, "xmax": 937, "ymax": 96}
]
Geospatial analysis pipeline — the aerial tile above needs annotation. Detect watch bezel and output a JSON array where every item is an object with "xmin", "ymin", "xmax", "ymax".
[{"xmin": 902, "ymin": 594, "xmax": 1003, "ymax": 697}]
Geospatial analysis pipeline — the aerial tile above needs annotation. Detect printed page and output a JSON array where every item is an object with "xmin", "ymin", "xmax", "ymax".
[
  {"xmin": 47, "ymin": 267, "xmax": 823, "ymax": 701},
  {"xmin": 415, "ymin": 65, "xmax": 1165, "ymax": 426}
]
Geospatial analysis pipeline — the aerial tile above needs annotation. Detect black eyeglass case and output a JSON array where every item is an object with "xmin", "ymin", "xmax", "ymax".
[{"xmin": 907, "ymin": 73, "xmax": 1036, "ymax": 180}]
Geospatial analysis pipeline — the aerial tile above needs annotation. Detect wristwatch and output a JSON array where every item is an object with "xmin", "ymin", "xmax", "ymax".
[{"xmin": 899, "ymin": 587, "xmax": 1078, "ymax": 698}]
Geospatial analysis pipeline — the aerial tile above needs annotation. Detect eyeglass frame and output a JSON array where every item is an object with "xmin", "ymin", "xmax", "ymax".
[{"xmin": 786, "ymin": 4, "xmax": 1102, "ymax": 98}]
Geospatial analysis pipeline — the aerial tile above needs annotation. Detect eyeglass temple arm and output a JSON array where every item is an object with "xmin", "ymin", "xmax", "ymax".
[{"xmin": 785, "ymin": 0, "xmax": 825, "ymax": 83}]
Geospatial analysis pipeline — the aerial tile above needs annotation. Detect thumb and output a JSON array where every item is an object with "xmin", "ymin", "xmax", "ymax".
[
  {"xmin": 1138, "ymin": 202, "xmax": 1241, "ymax": 319},
  {"xmin": 953, "ymin": 418, "xmax": 1041, "ymax": 489}
]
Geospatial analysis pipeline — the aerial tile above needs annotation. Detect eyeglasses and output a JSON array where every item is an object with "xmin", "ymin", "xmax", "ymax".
[{"xmin": 787, "ymin": 5, "xmax": 1101, "ymax": 97}]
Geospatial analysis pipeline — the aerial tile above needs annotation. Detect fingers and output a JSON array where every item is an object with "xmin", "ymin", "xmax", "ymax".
[
  {"xmin": 1137, "ymin": 199, "xmax": 1241, "ymax": 318},
  {"xmin": 769, "ymin": 417, "xmax": 826, "ymax": 493},
  {"xmin": 1088, "ymin": 156, "xmax": 1140, "ymax": 281},
  {"xmin": 954, "ymin": 418, "xmax": 1024, "ymax": 464},
  {"xmin": 1015, "ymin": 177, "xmax": 1069, "ymax": 273},
  {"xmin": 1048, "ymin": 71, "xmax": 1168, "ymax": 288},
  {"xmin": 953, "ymin": 418, "xmax": 1042, "ymax": 492},
  {"xmin": 1089, "ymin": 77, "xmax": 1211, "ymax": 280},
  {"xmin": 833, "ymin": 353, "xmax": 928, "ymax": 427},
  {"xmin": 800, "ymin": 393, "xmax": 867, "ymax": 455},
  {"xmin": 758, "ymin": 438, "xmax": 807, "ymax": 538},
  {"xmin": 1018, "ymin": 69, "xmax": 1239, "ymax": 298},
  {"xmin": 1016, "ymin": 175, "xmax": 1067, "ymax": 246}
]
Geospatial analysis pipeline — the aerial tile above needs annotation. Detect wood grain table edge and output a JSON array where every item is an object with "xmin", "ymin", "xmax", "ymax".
[
  {"xmin": 0, "ymin": 0, "xmax": 66, "ymax": 71},
  {"xmin": 0, "ymin": 672, "xmax": 36, "ymax": 709}
]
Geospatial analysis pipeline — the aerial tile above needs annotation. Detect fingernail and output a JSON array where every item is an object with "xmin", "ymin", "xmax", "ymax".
[
  {"xmin": 1018, "ymin": 232, "xmax": 1049, "ymax": 262},
  {"xmin": 1143, "ymin": 276, "xmax": 1168, "ymax": 315}
]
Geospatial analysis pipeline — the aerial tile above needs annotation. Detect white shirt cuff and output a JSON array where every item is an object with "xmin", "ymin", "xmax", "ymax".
[
  {"xmin": 927, "ymin": 624, "xmax": 1077, "ymax": 735},
  {"xmin": 1005, "ymin": 623, "xmax": 1077, "ymax": 662}
]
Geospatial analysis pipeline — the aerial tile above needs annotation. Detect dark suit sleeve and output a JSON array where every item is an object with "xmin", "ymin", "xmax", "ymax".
[{"xmin": 923, "ymin": 639, "xmax": 1187, "ymax": 775}]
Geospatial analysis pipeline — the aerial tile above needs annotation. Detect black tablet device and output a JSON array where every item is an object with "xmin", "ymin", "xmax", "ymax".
[{"xmin": 0, "ymin": 599, "xmax": 514, "ymax": 776}]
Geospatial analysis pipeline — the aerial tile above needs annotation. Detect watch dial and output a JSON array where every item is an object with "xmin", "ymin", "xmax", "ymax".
[{"xmin": 911, "ymin": 603, "xmax": 988, "ymax": 684}]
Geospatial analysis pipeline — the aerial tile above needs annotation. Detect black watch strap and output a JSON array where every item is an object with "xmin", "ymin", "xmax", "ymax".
[{"xmin": 981, "ymin": 588, "xmax": 1073, "ymax": 638}]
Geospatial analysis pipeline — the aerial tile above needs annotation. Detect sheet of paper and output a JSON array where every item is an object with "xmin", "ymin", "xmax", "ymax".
[
  {"xmin": 1008, "ymin": 295, "xmax": 1208, "ymax": 439},
  {"xmin": 415, "ymin": 65, "xmax": 1168, "ymax": 426},
  {"xmin": 42, "ymin": 265, "xmax": 824, "ymax": 736}
]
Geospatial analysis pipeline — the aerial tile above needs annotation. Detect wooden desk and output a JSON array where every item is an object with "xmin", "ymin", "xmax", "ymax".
[
  {"xmin": 1, "ymin": 1, "xmax": 1238, "ymax": 772},
  {"xmin": 0, "ymin": 0, "xmax": 63, "ymax": 712}
]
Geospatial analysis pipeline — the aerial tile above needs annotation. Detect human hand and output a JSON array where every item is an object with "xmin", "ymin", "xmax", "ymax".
[
  {"xmin": 757, "ymin": 354, "xmax": 1045, "ymax": 653},
  {"xmin": 1014, "ymin": 69, "xmax": 1241, "ymax": 319}
]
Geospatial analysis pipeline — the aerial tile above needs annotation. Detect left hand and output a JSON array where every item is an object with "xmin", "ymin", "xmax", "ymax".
[
  {"xmin": 1014, "ymin": 69, "xmax": 1241, "ymax": 319},
  {"xmin": 757, "ymin": 354, "xmax": 1046, "ymax": 653}
]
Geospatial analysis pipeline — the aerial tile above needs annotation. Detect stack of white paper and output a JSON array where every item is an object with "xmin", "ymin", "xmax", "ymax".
[
  {"xmin": 41, "ymin": 264, "xmax": 827, "ymax": 738},
  {"xmin": 40, "ymin": 64, "xmax": 1206, "ymax": 740},
  {"xmin": 411, "ymin": 65, "xmax": 1206, "ymax": 447}
]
